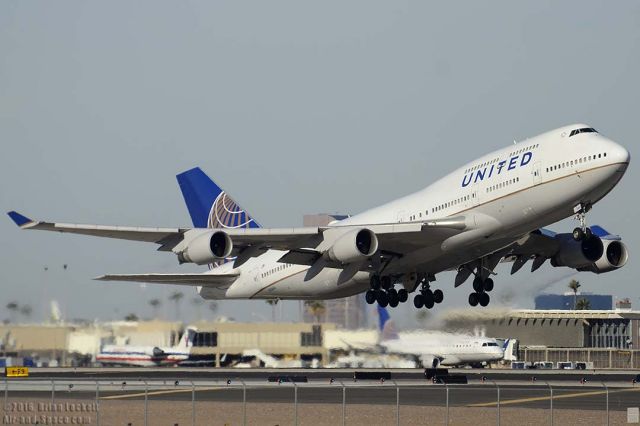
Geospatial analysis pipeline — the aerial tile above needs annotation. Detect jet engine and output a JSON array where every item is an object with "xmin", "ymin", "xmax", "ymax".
[
  {"xmin": 178, "ymin": 231, "xmax": 233, "ymax": 265},
  {"xmin": 326, "ymin": 228, "xmax": 378, "ymax": 264},
  {"xmin": 551, "ymin": 234, "xmax": 628, "ymax": 274},
  {"xmin": 152, "ymin": 347, "xmax": 165, "ymax": 357}
]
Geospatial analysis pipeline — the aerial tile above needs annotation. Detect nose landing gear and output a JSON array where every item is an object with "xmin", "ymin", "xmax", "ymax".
[{"xmin": 572, "ymin": 202, "xmax": 594, "ymax": 241}]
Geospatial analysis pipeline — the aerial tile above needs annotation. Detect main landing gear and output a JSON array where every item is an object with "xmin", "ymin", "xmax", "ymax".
[
  {"xmin": 365, "ymin": 275, "xmax": 408, "ymax": 308},
  {"xmin": 468, "ymin": 276, "xmax": 493, "ymax": 307},
  {"xmin": 572, "ymin": 202, "xmax": 593, "ymax": 241},
  {"xmin": 413, "ymin": 276, "xmax": 444, "ymax": 310}
]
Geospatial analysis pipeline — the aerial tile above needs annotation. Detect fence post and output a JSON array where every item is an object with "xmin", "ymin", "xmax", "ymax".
[
  {"xmin": 4, "ymin": 377, "xmax": 7, "ymax": 411},
  {"xmin": 240, "ymin": 379, "xmax": 247, "ymax": 426},
  {"xmin": 391, "ymin": 380, "xmax": 400, "ymax": 426},
  {"xmin": 546, "ymin": 382, "xmax": 553, "ymax": 426},
  {"xmin": 496, "ymin": 384, "xmax": 501, "ymax": 426},
  {"xmin": 143, "ymin": 380, "xmax": 148, "ymax": 426},
  {"xmin": 51, "ymin": 379, "xmax": 55, "ymax": 405},
  {"xmin": 293, "ymin": 382, "xmax": 298, "ymax": 426},
  {"xmin": 191, "ymin": 381, "xmax": 195, "ymax": 426},
  {"xmin": 445, "ymin": 385, "xmax": 449, "ymax": 425},
  {"xmin": 95, "ymin": 381, "xmax": 100, "ymax": 426},
  {"xmin": 340, "ymin": 381, "xmax": 346, "ymax": 426},
  {"xmin": 602, "ymin": 382, "xmax": 609, "ymax": 426}
]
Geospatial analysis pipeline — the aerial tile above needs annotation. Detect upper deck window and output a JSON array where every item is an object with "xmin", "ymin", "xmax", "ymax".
[{"xmin": 569, "ymin": 127, "xmax": 598, "ymax": 137}]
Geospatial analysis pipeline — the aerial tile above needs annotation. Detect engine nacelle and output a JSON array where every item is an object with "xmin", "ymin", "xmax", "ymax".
[
  {"xmin": 551, "ymin": 234, "xmax": 628, "ymax": 274},
  {"xmin": 152, "ymin": 347, "xmax": 165, "ymax": 357},
  {"xmin": 326, "ymin": 228, "xmax": 378, "ymax": 264},
  {"xmin": 178, "ymin": 231, "xmax": 233, "ymax": 265},
  {"xmin": 579, "ymin": 239, "xmax": 629, "ymax": 273},
  {"xmin": 551, "ymin": 234, "xmax": 603, "ymax": 269}
]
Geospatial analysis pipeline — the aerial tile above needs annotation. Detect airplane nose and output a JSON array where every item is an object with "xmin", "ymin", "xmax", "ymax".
[{"xmin": 611, "ymin": 141, "xmax": 630, "ymax": 165}]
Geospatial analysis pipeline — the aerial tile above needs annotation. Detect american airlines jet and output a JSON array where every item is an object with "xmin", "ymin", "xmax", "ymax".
[{"xmin": 8, "ymin": 124, "xmax": 630, "ymax": 310}]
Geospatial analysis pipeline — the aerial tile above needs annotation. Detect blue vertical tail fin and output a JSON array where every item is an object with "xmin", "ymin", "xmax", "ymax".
[
  {"xmin": 377, "ymin": 306, "xmax": 398, "ymax": 342},
  {"xmin": 176, "ymin": 167, "xmax": 261, "ymax": 229}
]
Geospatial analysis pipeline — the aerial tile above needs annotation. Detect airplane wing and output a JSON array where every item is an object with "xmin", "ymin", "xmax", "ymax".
[
  {"xmin": 95, "ymin": 272, "xmax": 239, "ymax": 287},
  {"xmin": 8, "ymin": 211, "xmax": 473, "ymax": 263}
]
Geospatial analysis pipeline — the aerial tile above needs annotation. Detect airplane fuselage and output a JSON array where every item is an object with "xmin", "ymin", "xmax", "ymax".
[{"xmin": 197, "ymin": 124, "xmax": 630, "ymax": 300}]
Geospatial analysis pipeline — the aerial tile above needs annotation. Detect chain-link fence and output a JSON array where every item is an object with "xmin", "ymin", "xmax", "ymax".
[{"xmin": 1, "ymin": 378, "xmax": 637, "ymax": 425}]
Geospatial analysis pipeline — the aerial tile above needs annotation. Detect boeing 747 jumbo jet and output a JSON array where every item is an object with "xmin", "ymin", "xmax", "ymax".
[{"xmin": 8, "ymin": 124, "xmax": 630, "ymax": 310}]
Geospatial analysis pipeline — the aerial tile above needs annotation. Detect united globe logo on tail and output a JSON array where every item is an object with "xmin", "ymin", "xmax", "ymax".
[{"xmin": 208, "ymin": 192, "xmax": 256, "ymax": 229}]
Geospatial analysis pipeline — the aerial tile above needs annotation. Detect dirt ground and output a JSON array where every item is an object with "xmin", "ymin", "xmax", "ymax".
[{"xmin": 1, "ymin": 398, "xmax": 630, "ymax": 425}]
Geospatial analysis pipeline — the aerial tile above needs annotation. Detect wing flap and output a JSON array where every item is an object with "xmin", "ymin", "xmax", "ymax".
[{"xmin": 95, "ymin": 272, "xmax": 239, "ymax": 287}]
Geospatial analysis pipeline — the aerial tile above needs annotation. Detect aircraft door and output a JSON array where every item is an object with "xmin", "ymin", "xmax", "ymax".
[{"xmin": 533, "ymin": 162, "xmax": 542, "ymax": 184}]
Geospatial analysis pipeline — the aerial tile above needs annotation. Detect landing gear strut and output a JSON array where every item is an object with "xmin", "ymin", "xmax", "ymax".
[{"xmin": 572, "ymin": 202, "xmax": 593, "ymax": 241}]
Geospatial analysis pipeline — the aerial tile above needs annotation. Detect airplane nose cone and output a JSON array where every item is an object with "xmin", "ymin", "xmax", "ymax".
[{"xmin": 607, "ymin": 140, "xmax": 630, "ymax": 171}]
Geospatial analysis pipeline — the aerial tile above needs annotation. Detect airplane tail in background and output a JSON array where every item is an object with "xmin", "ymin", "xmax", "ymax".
[
  {"xmin": 377, "ymin": 306, "xmax": 399, "ymax": 342},
  {"xmin": 176, "ymin": 167, "xmax": 261, "ymax": 230},
  {"xmin": 176, "ymin": 326, "xmax": 198, "ymax": 349}
]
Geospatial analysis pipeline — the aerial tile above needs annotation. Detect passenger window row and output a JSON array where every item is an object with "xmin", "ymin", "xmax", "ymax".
[
  {"xmin": 261, "ymin": 263, "xmax": 293, "ymax": 278},
  {"xmin": 487, "ymin": 177, "xmax": 520, "ymax": 193},
  {"xmin": 508, "ymin": 143, "xmax": 540, "ymax": 159},
  {"xmin": 546, "ymin": 152, "xmax": 607, "ymax": 173},
  {"xmin": 464, "ymin": 143, "xmax": 540, "ymax": 175}
]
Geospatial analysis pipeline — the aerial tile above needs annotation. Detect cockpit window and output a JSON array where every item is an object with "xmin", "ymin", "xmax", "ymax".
[{"xmin": 569, "ymin": 128, "xmax": 598, "ymax": 137}]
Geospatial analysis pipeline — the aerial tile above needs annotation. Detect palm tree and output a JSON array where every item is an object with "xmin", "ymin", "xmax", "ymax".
[
  {"xmin": 6, "ymin": 302, "xmax": 18, "ymax": 323},
  {"xmin": 266, "ymin": 299, "xmax": 278, "ymax": 322},
  {"xmin": 191, "ymin": 297, "xmax": 204, "ymax": 321},
  {"xmin": 148, "ymin": 298, "xmax": 161, "ymax": 319},
  {"xmin": 19, "ymin": 305, "xmax": 32, "ymax": 322},
  {"xmin": 304, "ymin": 301, "xmax": 326, "ymax": 323},
  {"xmin": 169, "ymin": 291, "xmax": 184, "ymax": 319},
  {"xmin": 208, "ymin": 301, "xmax": 218, "ymax": 320},
  {"xmin": 568, "ymin": 279, "xmax": 581, "ymax": 309},
  {"xmin": 575, "ymin": 298, "xmax": 591, "ymax": 310},
  {"xmin": 124, "ymin": 313, "xmax": 139, "ymax": 321}
]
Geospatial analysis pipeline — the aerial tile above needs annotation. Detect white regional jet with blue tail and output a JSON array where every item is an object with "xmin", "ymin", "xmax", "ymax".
[{"xmin": 8, "ymin": 124, "xmax": 630, "ymax": 310}]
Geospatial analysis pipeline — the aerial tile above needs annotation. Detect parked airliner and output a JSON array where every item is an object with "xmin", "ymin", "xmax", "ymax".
[
  {"xmin": 8, "ymin": 124, "xmax": 630, "ymax": 310},
  {"xmin": 96, "ymin": 327, "xmax": 195, "ymax": 367},
  {"xmin": 376, "ymin": 306, "xmax": 505, "ymax": 368}
]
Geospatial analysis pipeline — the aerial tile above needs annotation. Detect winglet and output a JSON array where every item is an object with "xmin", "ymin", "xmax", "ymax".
[{"xmin": 7, "ymin": 211, "xmax": 33, "ymax": 227}]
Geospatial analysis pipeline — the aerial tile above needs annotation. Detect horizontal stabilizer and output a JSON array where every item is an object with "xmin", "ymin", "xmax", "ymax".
[{"xmin": 95, "ymin": 272, "xmax": 239, "ymax": 287}]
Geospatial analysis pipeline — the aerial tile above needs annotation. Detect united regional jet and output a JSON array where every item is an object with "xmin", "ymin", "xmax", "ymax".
[{"xmin": 8, "ymin": 124, "xmax": 630, "ymax": 310}]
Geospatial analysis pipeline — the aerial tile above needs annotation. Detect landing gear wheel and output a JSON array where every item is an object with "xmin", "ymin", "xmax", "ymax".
[
  {"xmin": 370, "ymin": 275, "xmax": 381, "ymax": 290},
  {"xmin": 585, "ymin": 227, "xmax": 593, "ymax": 240},
  {"xmin": 479, "ymin": 292, "xmax": 490, "ymax": 307},
  {"xmin": 468, "ymin": 293, "xmax": 479, "ymax": 307},
  {"xmin": 365, "ymin": 290, "xmax": 376, "ymax": 305},
  {"xmin": 573, "ymin": 227, "xmax": 585, "ymax": 241},
  {"xmin": 472, "ymin": 276, "xmax": 484, "ymax": 292},
  {"xmin": 388, "ymin": 291, "xmax": 399, "ymax": 308},
  {"xmin": 423, "ymin": 290, "xmax": 435, "ymax": 309},
  {"xmin": 381, "ymin": 276, "xmax": 392, "ymax": 290},
  {"xmin": 377, "ymin": 291, "xmax": 389, "ymax": 307},
  {"xmin": 413, "ymin": 294, "xmax": 424, "ymax": 308},
  {"xmin": 398, "ymin": 289, "xmax": 408, "ymax": 303},
  {"xmin": 483, "ymin": 278, "xmax": 494, "ymax": 292},
  {"xmin": 433, "ymin": 289, "xmax": 444, "ymax": 304}
]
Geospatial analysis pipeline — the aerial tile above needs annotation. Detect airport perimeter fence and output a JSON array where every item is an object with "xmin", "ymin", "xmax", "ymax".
[{"xmin": 0, "ymin": 377, "xmax": 638, "ymax": 425}]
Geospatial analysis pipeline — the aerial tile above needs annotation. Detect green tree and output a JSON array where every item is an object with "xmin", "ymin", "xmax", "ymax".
[
  {"xmin": 191, "ymin": 297, "xmax": 204, "ymax": 321},
  {"xmin": 124, "ymin": 313, "xmax": 139, "ymax": 322},
  {"xmin": 19, "ymin": 305, "xmax": 32, "ymax": 322},
  {"xmin": 148, "ymin": 298, "xmax": 161, "ymax": 319},
  {"xmin": 575, "ymin": 298, "xmax": 591, "ymax": 310},
  {"xmin": 266, "ymin": 299, "xmax": 278, "ymax": 322},
  {"xmin": 568, "ymin": 279, "xmax": 581, "ymax": 309},
  {"xmin": 208, "ymin": 301, "xmax": 218, "ymax": 319},
  {"xmin": 169, "ymin": 291, "xmax": 184, "ymax": 319},
  {"xmin": 304, "ymin": 301, "xmax": 326, "ymax": 323},
  {"xmin": 6, "ymin": 302, "xmax": 18, "ymax": 323}
]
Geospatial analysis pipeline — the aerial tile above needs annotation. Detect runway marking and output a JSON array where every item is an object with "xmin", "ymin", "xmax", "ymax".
[
  {"xmin": 100, "ymin": 386, "xmax": 224, "ymax": 400},
  {"xmin": 468, "ymin": 387, "xmax": 640, "ymax": 407}
]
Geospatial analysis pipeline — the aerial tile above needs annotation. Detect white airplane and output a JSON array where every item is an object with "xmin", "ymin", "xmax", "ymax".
[
  {"xmin": 95, "ymin": 327, "xmax": 196, "ymax": 367},
  {"xmin": 375, "ymin": 306, "xmax": 504, "ymax": 368},
  {"xmin": 8, "ymin": 124, "xmax": 630, "ymax": 310}
]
